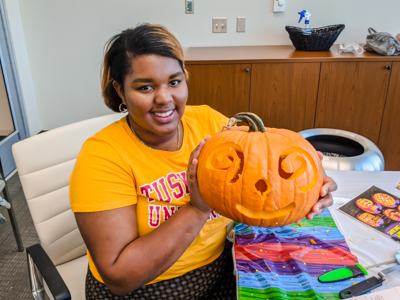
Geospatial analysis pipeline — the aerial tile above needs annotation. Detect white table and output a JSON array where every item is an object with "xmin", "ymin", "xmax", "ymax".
[
  {"xmin": 326, "ymin": 170, "xmax": 400, "ymax": 294},
  {"xmin": 327, "ymin": 170, "xmax": 400, "ymax": 199}
]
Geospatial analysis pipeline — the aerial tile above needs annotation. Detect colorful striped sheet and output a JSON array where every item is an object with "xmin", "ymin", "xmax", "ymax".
[{"xmin": 234, "ymin": 208, "xmax": 364, "ymax": 299}]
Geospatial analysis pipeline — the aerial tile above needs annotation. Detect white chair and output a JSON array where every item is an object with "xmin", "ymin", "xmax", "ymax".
[{"xmin": 12, "ymin": 113, "xmax": 125, "ymax": 300}]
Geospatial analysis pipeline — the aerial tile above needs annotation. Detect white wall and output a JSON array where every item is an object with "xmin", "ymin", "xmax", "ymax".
[{"xmin": 10, "ymin": 0, "xmax": 400, "ymax": 130}]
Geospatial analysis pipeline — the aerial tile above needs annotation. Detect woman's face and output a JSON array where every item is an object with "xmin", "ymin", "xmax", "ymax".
[{"xmin": 115, "ymin": 54, "xmax": 188, "ymax": 144}]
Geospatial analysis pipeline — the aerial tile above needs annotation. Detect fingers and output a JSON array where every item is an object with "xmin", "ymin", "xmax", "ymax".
[
  {"xmin": 315, "ymin": 196, "xmax": 334, "ymax": 212},
  {"xmin": 187, "ymin": 158, "xmax": 198, "ymax": 182},
  {"xmin": 186, "ymin": 136, "xmax": 211, "ymax": 192},
  {"xmin": 320, "ymin": 175, "xmax": 338, "ymax": 197},
  {"xmin": 306, "ymin": 175, "xmax": 337, "ymax": 220},
  {"xmin": 187, "ymin": 157, "xmax": 210, "ymax": 211},
  {"xmin": 188, "ymin": 136, "xmax": 210, "ymax": 163},
  {"xmin": 317, "ymin": 151, "xmax": 323, "ymax": 161},
  {"xmin": 186, "ymin": 137, "xmax": 212, "ymax": 213},
  {"xmin": 306, "ymin": 207, "xmax": 324, "ymax": 221},
  {"xmin": 306, "ymin": 192, "xmax": 334, "ymax": 220}
]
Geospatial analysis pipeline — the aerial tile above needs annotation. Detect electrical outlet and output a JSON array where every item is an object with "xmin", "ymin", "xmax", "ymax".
[
  {"xmin": 212, "ymin": 17, "xmax": 227, "ymax": 33},
  {"xmin": 185, "ymin": 0, "xmax": 193, "ymax": 14},
  {"xmin": 273, "ymin": 0, "xmax": 285, "ymax": 12},
  {"xmin": 237, "ymin": 17, "xmax": 245, "ymax": 32}
]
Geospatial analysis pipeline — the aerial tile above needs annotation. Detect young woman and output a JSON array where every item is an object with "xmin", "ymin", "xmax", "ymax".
[{"xmin": 70, "ymin": 23, "xmax": 337, "ymax": 300}]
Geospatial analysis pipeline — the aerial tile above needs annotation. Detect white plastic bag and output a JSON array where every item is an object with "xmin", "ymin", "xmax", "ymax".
[{"xmin": 364, "ymin": 28, "xmax": 400, "ymax": 56}]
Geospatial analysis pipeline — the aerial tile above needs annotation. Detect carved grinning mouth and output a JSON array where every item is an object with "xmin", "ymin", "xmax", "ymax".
[{"xmin": 235, "ymin": 203, "xmax": 296, "ymax": 219}]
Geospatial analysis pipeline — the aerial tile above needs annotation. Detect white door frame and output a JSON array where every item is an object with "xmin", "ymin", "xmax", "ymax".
[{"xmin": 0, "ymin": 0, "xmax": 28, "ymax": 178}]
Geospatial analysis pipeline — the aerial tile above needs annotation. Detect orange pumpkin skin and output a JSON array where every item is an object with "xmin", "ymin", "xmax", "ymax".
[{"xmin": 197, "ymin": 113, "xmax": 324, "ymax": 228}]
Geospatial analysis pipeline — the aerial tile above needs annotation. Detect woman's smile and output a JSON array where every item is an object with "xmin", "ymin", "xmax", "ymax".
[{"xmin": 151, "ymin": 109, "xmax": 176, "ymax": 123}]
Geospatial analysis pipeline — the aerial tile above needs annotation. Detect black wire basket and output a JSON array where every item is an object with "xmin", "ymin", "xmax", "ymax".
[{"xmin": 285, "ymin": 24, "xmax": 345, "ymax": 51}]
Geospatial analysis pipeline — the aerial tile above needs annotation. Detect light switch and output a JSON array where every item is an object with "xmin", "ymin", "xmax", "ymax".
[
  {"xmin": 185, "ymin": 0, "xmax": 193, "ymax": 14},
  {"xmin": 237, "ymin": 17, "xmax": 245, "ymax": 32},
  {"xmin": 273, "ymin": 0, "xmax": 285, "ymax": 12},
  {"xmin": 212, "ymin": 18, "xmax": 227, "ymax": 33}
]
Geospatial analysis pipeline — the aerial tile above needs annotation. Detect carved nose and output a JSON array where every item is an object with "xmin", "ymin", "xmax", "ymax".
[{"xmin": 255, "ymin": 179, "xmax": 271, "ymax": 200}]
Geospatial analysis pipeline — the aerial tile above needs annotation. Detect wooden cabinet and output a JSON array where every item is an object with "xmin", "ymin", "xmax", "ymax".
[
  {"xmin": 315, "ymin": 62, "xmax": 392, "ymax": 145},
  {"xmin": 187, "ymin": 62, "xmax": 320, "ymax": 132},
  {"xmin": 378, "ymin": 62, "xmax": 400, "ymax": 171},
  {"xmin": 186, "ymin": 64, "xmax": 251, "ymax": 118},
  {"xmin": 250, "ymin": 63, "xmax": 320, "ymax": 132},
  {"xmin": 185, "ymin": 45, "xmax": 400, "ymax": 170}
]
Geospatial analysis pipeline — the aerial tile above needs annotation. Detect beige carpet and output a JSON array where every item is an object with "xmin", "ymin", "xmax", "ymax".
[{"xmin": 0, "ymin": 172, "xmax": 40, "ymax": 300}]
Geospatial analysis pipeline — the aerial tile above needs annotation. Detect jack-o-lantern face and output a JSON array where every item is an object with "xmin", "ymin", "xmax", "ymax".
[{"xmin": 197, "ymin": 112, "xmax": 324, "ymax": 227}]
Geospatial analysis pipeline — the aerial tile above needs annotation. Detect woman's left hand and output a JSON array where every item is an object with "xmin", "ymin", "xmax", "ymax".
[{"xmin": 305, "ymin": 152, "xmax": 338, "ymax": 220}]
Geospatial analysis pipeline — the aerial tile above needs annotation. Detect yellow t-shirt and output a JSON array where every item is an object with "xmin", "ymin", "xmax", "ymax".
[{"xmin": 69, "ymin": 105, "xmax": 232, "ymax": 284}]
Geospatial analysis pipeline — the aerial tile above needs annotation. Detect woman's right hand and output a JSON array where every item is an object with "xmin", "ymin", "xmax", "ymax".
[{"xmin": 186, "ymin": 136, "xmax": 212, "ymax": 213}]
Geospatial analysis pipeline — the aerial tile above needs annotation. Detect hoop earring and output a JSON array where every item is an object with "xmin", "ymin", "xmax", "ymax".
[{"xmin": 119, "ymin": 103, "xmax": 128, "ymax": 113}]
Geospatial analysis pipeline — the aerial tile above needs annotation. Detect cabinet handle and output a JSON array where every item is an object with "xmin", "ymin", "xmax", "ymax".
[
  {"xmin": 386, "ymin": 65, "xmax": 391, "ymax": 70},
  {"xmin": 245, "ymin": 68, "xmax": 250, "ymax": 72}
]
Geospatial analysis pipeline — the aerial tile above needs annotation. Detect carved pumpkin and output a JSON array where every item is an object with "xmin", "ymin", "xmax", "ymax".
[{"xmin": 197, "ymin": 112, "xmax": 324, "ymax": 227}]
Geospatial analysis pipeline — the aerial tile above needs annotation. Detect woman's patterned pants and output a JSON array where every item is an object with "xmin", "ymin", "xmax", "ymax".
[{"xmin": 85, "ymin": 240, "xmax": 236, "ymax": 300}]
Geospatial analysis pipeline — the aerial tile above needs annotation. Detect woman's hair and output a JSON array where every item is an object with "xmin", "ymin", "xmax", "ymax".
[{"xmin": 101, "ymin": 23, "xmax": 188, "ymax": 112}]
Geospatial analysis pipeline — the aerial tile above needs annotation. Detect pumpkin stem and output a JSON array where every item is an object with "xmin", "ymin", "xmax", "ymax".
[{"xmin": 224, "ymin": 112, "xmax": 267, "ymax": 133}]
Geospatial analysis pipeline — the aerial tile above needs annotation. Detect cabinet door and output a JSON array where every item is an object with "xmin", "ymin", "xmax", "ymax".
[
  {"xmin": 378, "ymin": 62, "xmax": 400, "ymax": 170},
  {"xmin": 186, "ymin": 64, "xmax": 251, "ymax": 118},
  {"xmin": 315, "ymin": 62, "xmax": 391, "ymax": 145},
  {"xmin": 250, "ymin": 63, "xmax": 320, "ymax": 132}
]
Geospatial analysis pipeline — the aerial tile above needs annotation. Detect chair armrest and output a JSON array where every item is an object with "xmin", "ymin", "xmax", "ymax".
[{"xmin": 27, "ymin": 244, "xmax": 71, "ymax": 300}]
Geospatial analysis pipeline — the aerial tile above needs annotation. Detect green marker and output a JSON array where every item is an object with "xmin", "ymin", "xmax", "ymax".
[{"xmin": 318, "ymin": 263, "xmax": 368, "ymax": 283}]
